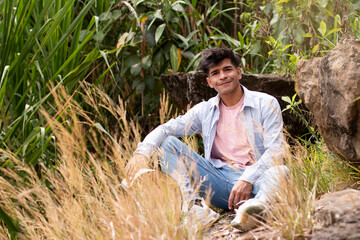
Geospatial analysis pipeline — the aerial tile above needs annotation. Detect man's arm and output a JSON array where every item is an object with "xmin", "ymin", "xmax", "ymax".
[
  {"xmin": 238, "ymin": 97, "xmax": 285, "ymax": 183},
  {"xmin": 125, "ymin": 103, "xmax": 204, "ymax": 178},
  {"xmin": 228, "ymin": 97, "xmax": 285, "ymax": 209}
]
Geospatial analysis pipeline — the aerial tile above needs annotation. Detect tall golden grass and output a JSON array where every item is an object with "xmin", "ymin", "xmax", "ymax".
[
  {"xmin": 0, "ymin": 84, "xmax": 190, "ymax": 239},
  {"xmin": 0, "ymin": 82, "xmax": 357, "ymax": 239}
]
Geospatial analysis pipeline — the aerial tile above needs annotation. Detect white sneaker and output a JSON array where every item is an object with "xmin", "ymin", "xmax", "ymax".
[
  {"xmin": 230, "ymin": 198, "xmax": 267, "ymax": 231},
  {"xmin": 184, "ymin": 199, "xmax": 220, "ymax": 228}
]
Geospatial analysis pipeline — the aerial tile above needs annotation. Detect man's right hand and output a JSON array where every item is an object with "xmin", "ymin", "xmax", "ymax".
[{"xmin": 125, "ymin": 153, "xmax": 149, "ymax": 180}]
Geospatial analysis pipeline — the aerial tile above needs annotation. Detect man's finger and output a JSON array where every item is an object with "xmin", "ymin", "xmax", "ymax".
[
  {"xmin": 233, "ymin": 191, "xmax": 241, "ymax": 209},
  {"xmin": 228, "ymin": 191, "xmax": 234, "ymax": 210}
]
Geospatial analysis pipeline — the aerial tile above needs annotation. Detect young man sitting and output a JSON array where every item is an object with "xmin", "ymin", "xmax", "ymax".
[{"xmin": 125, "ymin": 47, "xmax": 288, "ymax": 230}]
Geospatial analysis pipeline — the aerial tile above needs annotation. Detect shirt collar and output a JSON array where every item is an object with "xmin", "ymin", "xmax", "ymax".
[{"xmin": 209, "ymin": 85, "xmax": 256, "ymax": 110}]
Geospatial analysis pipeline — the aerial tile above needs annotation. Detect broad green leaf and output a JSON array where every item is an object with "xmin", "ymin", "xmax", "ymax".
[
  {"xmin": 130, "ymin": 62, "xmax": 142, "ymax": 76},
  {"xmin": 142, "ymin": 55, "xmax": 152, "ymax": 70},
  {"xmin": 126, "ymin": 55, "xmax": 141, "ymax": 69},
  {"xmin": 249, "ymin": 42, "xmax": 261, "ymax": 55},
  {"xmin": 173, "ymin": 32, "xmax": 189, "ymax": 48},
  {"xmin": 170, "ymin": 44, "xmax": 179, "ymax": 72},
  {"xmin": 182, "ymin": 51, "xmax": 194, "ymax": 59},
  {"xmin": 192, "ymin": 0, "xmax": 198, "ymax": 7},
  {"xmin": 281, "ymin": 96, "xmax": 292, "ymax": 104},
  {"xmin": 155, "ymin": 23, "xmax": 166, "ymax": 43},
  {"xmin": 186, "ymin": 52, "xmax": 201, "ymax": 72},
  {"xmin": 325, "ymin": 28, "xmax": 342, "ymax": 37},
  {"xmin": 99, "ymin": 12, "xmax": 112, "ymax": 21},
  {"xmin": 113, "ymin": 10, "xmax": 122, "ymax": 19},
  {"xmin": 94, "ymin": 31, "xmax": 105, "ymax": 41},
  {"xmin": 210, "ymin": 33, "xmax": 240, "ymax": 47},
  {"xmin": 283, "ymin": 44, "xmax": 293, "ymax": 51},
  {"xmin": 318, "ymin": 20, "xmax": 327, "ymax": 36},
  {"xmin": 185, "ymin": 30, "xmax": 198, "ymax": 41},
  {"xmin": 238, "ymin": 32, "xmax": 245, "ymax": 48},
  {"xmin": 172, "ymin": 3, "xmax": 185, "ymax": 13},
  {"xmin": 312, "ymin": 44, "xmax": 319, "ymax": 53},
  {"xmin": 205, "ymin": 2, "xmax": 218, "ymax": 18},
  {"xmin": 136, "ymin": 82, "xmax": 145, "ymax": 94},
  {"xmin": 269, "ymin": 36, "xmax": 276, "ymax": 45}
]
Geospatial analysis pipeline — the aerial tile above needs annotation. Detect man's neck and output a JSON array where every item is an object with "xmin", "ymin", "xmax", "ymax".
[{"xmin": 220, "ymin": 85, "xmax": 243, "ymax": 107}]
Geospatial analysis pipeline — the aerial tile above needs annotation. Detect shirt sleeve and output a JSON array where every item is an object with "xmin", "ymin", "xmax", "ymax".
[
  {"xmin": 239, "ymin": 97, "xmax": 286, "ymax": 184},
  {"xmin": 134, "ymin": 102, "xmax": 204, "ymax": 158}
]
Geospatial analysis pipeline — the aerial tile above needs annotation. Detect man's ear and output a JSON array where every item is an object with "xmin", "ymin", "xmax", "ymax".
[
  {"xmin": 206, "ymin": 77, "xmax": 214, "ymax": 88},
  {"xmin": 237, "ymin": 67, "xmax": 242, "ymax": 79}
]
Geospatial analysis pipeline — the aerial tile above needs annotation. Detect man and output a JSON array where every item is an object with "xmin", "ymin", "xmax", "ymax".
[{"xmin": 125, "ymin": 47, "xmax": 288, "ymax": 230}]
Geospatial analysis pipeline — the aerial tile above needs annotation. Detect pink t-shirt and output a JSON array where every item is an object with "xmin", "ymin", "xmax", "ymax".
[{"xmin": 211, "ymin": 94, "xmax": 255, "ymax": 168}]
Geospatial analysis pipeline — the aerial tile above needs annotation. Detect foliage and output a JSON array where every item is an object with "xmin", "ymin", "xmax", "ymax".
[
  {"xmin": 267, "ymin": 140, "xmax": 356, "ymax": 239},
  {"xmin": 93, "ymin": 0, "xmax": 360, "ymax": 121},
  {"xmin": 0, "ymin": 85, "xmax": 187, "ymax": 239},
  {"xmin": 0, "ymin": 0, "xmax": 359, "ymax": 238},
  {"xmin": 261, "ymin": 0, "xmax": 360, "ymax": 74},
  {"xmin": 282, "ymin": 93, "xmax": 319, "ymax": 143},
  {"xmin": 0, "ymin": 0, "xmax": 115, "ymax": 236},
  {"xmin": 0, "ymin": 0, "xmax": 109, "ymax": 168}
]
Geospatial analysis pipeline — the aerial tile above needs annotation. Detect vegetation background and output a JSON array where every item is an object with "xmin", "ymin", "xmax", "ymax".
[{"xmin": 0, "ymin": 0, "xmax": 359, "ymax": 239}]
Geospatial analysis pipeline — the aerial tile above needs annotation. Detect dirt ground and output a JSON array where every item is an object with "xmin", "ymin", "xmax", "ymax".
[{"xmin": 203, "ymin": 211, "xmax": 281, "ymax": 240}]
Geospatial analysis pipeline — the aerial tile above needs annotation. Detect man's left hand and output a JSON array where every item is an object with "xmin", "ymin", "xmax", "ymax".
[{"xmin": 228, "ymin": 180, "xmax": 253, "ymax": 210}]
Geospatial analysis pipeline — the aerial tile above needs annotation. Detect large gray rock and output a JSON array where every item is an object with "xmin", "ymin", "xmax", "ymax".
[
  {"xmin": 296, "ymin": 39, "xmax": 360, "ymax": 165},
  {"xmin": 161, "ymin": 72, "xmax": 308, "ymax": 138},
  {"xmin": 311, "ymin": 189, "xmax": 360, "ymax": 240}
]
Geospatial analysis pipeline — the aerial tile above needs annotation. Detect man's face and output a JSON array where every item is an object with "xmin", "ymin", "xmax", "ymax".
[{"xmin": 206, "ymin": 58, "xmax": 242, "ymax": 96}]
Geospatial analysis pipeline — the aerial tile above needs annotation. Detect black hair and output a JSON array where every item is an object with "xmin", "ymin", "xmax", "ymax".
[{"xmin": 198, "ymin": 47, "xmax": 241, "ymax": 75}]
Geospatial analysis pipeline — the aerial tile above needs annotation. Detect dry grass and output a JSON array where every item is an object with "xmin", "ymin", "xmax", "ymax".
[
  {"xmin": 0, "ymin": 84, "xmax": 192, "ymax": 239},
  {"xmin": 263, "ymin": 141, "xmax": 356, "ymax": 239},
  {"xmin": 0, "ymin": 83, "xmax": 357, "ymax": 239}
]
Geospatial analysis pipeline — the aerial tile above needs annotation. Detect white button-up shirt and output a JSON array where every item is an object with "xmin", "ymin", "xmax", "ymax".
[{"xmin": 135, "ymin": 86, "xmax": 286, "ymax": 184}]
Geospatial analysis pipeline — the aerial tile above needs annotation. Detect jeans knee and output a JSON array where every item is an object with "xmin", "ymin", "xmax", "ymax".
[{"xmin": 161, "ymin": 136, "xmax": 179, "ymax": 150}]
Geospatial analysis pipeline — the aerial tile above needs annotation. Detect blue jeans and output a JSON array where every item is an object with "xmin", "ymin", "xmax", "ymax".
[{"xmin": 159, "ymin": 136, "xmax": 289, "ymax": 210}]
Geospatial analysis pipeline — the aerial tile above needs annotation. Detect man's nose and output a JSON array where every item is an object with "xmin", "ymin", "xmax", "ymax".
[{"xmin": 219, "ymin": 70, "xmax": 226, "ymax": 79}]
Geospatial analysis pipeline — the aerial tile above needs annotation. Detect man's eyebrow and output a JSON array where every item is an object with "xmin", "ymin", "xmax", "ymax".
[
  {"xmin": 224, "ymin": 65, "xmax": 234, "ymax": 69},
  {"xmin": 210, "ymin": 69, "xmax": 218, "ymax": 75}
]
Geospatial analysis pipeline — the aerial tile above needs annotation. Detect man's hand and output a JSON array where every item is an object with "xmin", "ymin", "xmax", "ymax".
[
  {"xmin": 228, "ymin": 180, "xmax": 253, "ymax": 210},
  {"xmin": 125, "ymin": 153, "xmax": 149, "ymax": 180}
]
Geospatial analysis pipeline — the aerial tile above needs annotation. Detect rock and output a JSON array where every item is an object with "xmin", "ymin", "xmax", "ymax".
[
  {"xmin": 161, "ymin": 72, "xmax": 309, "ymax": 138},
  {"xmin": 311, "ymin": 189, "xmax": 360, "ymax": 240},
  {"xmin": 161, "ymin": 71, "xmax": 215, "ymax": 110},
  {"xmin": 296, "ymin": 39, "xmax": 360, "ymax": 165}
]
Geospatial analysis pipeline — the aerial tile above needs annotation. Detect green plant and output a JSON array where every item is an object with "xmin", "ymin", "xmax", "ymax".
[
  {"xmin": 282, "ymin": 94, "xmax": 319, "ymax": 143},
  {"xmin": 0, "ymin": 1, "xmax": 116, "ymax": 236},
  {"xmin": 0, "ymin": 0, "xmax": 112, "ymax": 166},
  {"xmin": 266, "ymin": 139, "xmax": 356, "ymax": 239},
  {"xmin": 104, "ymin": 0, "xmax": 249, "ymax": 125}
]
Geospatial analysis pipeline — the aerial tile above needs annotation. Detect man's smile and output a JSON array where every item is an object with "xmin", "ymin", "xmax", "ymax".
[{"xmin": 217, "ymin": 79, "xmax": 233, "ymax": 86}]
